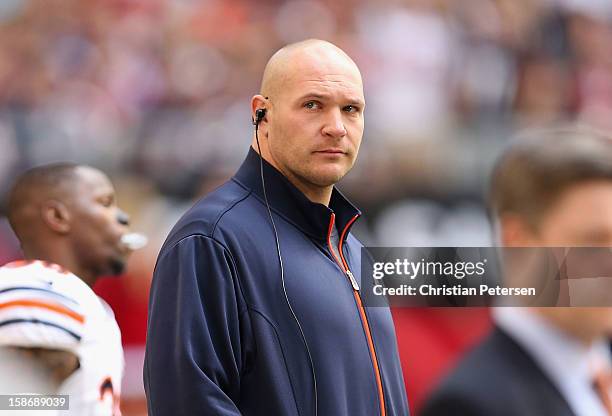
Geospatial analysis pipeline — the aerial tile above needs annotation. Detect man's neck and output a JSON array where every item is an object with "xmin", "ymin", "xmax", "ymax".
[
  {"xmin": 24, "ymin": 247, "xmax": 98, "ymax": 288},
  {"xmin": 535, "ymin": 309, "xmax": 598, "ymax": 347},
  {"xmin": 296, "ymin": 183, "xmax": 333, "ymax": 206},
  {"xmin": 251, "ymin": 144, "xmax": 334, "ymax": 206}
]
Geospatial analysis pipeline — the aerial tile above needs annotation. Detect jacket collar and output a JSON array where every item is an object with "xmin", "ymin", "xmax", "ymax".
[{"xmin": 232, "ymin": 147, "xmax": 361, "ymax": 242}]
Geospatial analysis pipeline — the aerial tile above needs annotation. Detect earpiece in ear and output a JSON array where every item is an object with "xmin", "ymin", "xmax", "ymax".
[{"xmin": 253, "ymin": 108, "xmax": 266, "ymax": 126}]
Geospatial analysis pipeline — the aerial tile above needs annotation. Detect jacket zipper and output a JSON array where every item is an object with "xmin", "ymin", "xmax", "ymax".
[{"xmin": 327, "ymin": 213, "xmax": 386, "ymax": 416}]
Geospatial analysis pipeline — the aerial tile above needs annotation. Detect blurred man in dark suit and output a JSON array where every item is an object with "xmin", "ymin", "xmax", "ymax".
[{"xmin": 422, "ymin": 127, "xmax": 612, "ymax": 416}]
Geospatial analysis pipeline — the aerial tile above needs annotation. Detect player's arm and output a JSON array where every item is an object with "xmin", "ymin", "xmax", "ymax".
[
  {"xmin": 0, "ymin": 283, "xmax": 85, "ymax": 390},
  {"xmin": 12, "ymin": 347, "xmax": 79, "ymax": 385}
]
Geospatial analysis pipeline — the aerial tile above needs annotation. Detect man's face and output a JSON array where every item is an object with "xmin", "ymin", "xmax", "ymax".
[
  {"xmin": 508, "ymin": 180, "xmax": 612, "ymax": 341},
  {"xmin": 67, "ymin": 167, "xmax": 130, "ymax": 277},
  {"xmin": 535, "ymin": 180, "xmax": 612, "ymax": 246},
  {"xmin": 265, "ymin": 55, "xmax": 365, "ymax": 197}
]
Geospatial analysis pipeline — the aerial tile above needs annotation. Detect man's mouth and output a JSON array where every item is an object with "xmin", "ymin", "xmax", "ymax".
[{"xmin": 314, "ymin": 149, "xmax": 345, "ymax": 154}]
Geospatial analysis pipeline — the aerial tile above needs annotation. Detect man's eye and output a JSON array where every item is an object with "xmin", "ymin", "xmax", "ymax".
[
  {"xmin": 304, "ymin": 101, "xmax": 320, "ymax": 110},
  {"xmin": 344, "ymin": 105, "xmax": 359, "ymax": 113}
]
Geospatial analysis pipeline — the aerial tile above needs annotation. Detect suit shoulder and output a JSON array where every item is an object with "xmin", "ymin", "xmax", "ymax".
[
  {"xmin": 422, "ymin": 329, "xmax": 556, "ymax": 416},
  {"xmin": 445, "ymin": 330, "xmax": 534, "ymax": 388}
]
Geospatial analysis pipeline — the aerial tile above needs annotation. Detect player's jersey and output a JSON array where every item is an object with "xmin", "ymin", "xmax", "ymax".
[{"xmin": 0, "ymin": 260, "xmax": 124, "ymax": 416}]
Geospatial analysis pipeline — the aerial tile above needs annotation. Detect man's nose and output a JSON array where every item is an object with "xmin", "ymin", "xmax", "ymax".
[
  {"xmin": 322, "ymin": 109, "xmax": 347, "ymax": 138},
  {"xmin": 117, "ymin": 210, "xmax": 130, "ymax": 226}
]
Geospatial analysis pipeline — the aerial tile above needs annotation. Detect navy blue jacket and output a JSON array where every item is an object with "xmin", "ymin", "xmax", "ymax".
[{"xmin": 144, "ymin": 148, "xmax": 409, "ymax": 416}]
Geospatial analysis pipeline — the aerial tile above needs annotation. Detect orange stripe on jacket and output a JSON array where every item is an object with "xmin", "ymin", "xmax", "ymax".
[{"xmin": 0, "ymin": 299, "xmax": 85, "ymax": 324}]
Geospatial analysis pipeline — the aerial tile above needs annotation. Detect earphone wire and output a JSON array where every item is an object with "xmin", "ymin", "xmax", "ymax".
[{"xmin": 254, "ymin": 121, "xmax": 318, "ymax": 416}]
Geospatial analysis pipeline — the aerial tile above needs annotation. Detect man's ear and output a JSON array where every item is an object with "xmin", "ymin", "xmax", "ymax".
[
  {"xmin": 251, "ymin": 94, "xmax": 269, "ymax": 125},
  {"xmin": 499, "ymin": 213, "xmax": 539, "ymax": 247},
  {"xmin": 41, "ymin": 200, "xmax": 71, "ymax": 234}
]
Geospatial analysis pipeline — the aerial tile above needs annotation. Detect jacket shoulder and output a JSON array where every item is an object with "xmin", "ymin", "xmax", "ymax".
[{"xmin": 160, "ymin": 179, "xmax": 254, "ymax": 253}]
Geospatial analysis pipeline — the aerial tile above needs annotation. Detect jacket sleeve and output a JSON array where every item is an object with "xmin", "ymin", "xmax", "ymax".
[{"xmin": 144, "ymin": 234, "xmax": 251, "ymax": 415}]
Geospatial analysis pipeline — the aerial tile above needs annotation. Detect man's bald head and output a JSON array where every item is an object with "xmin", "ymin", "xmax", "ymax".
[
  {"xmin": 7, "ymin": 163, "xmax": 81, "ymax": 242},
  {"xmin": 260, "ymin": 39, "xmax": 363, "ymax": 100}
]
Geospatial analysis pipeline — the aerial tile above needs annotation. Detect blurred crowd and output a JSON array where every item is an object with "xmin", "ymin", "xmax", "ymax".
[
  {"xmin": 1, "ymin": 0, "xmax": 612, "ymax": 413},
  {"xmin": 2, "ymin": 0, "xmax": 612, "ymax": 252}
]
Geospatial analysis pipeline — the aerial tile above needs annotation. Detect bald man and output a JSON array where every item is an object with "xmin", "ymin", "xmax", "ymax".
[
  {"xmin": 145, "ymin": 40, "xmax": 409, "ymax": 416},
  {"xmin": 0, "ymin": 163, "xmax": 132, "ymax": 414}
]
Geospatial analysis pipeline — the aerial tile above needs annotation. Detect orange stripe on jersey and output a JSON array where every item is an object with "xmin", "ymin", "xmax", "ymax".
[
  {"xmin": 3, "ymin": 260, "xmax": 35, "ymax": 268},
  {"xmin": 0, "ymin": 299, "xmax": 85, "ymax": 324},
  {"xmin": 3, "ymin": 260, "xmax": 71, "ymax": 275},
  {"xmin": 39, "ymin": 261, "xmax": 71, "ymax": 275}
]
